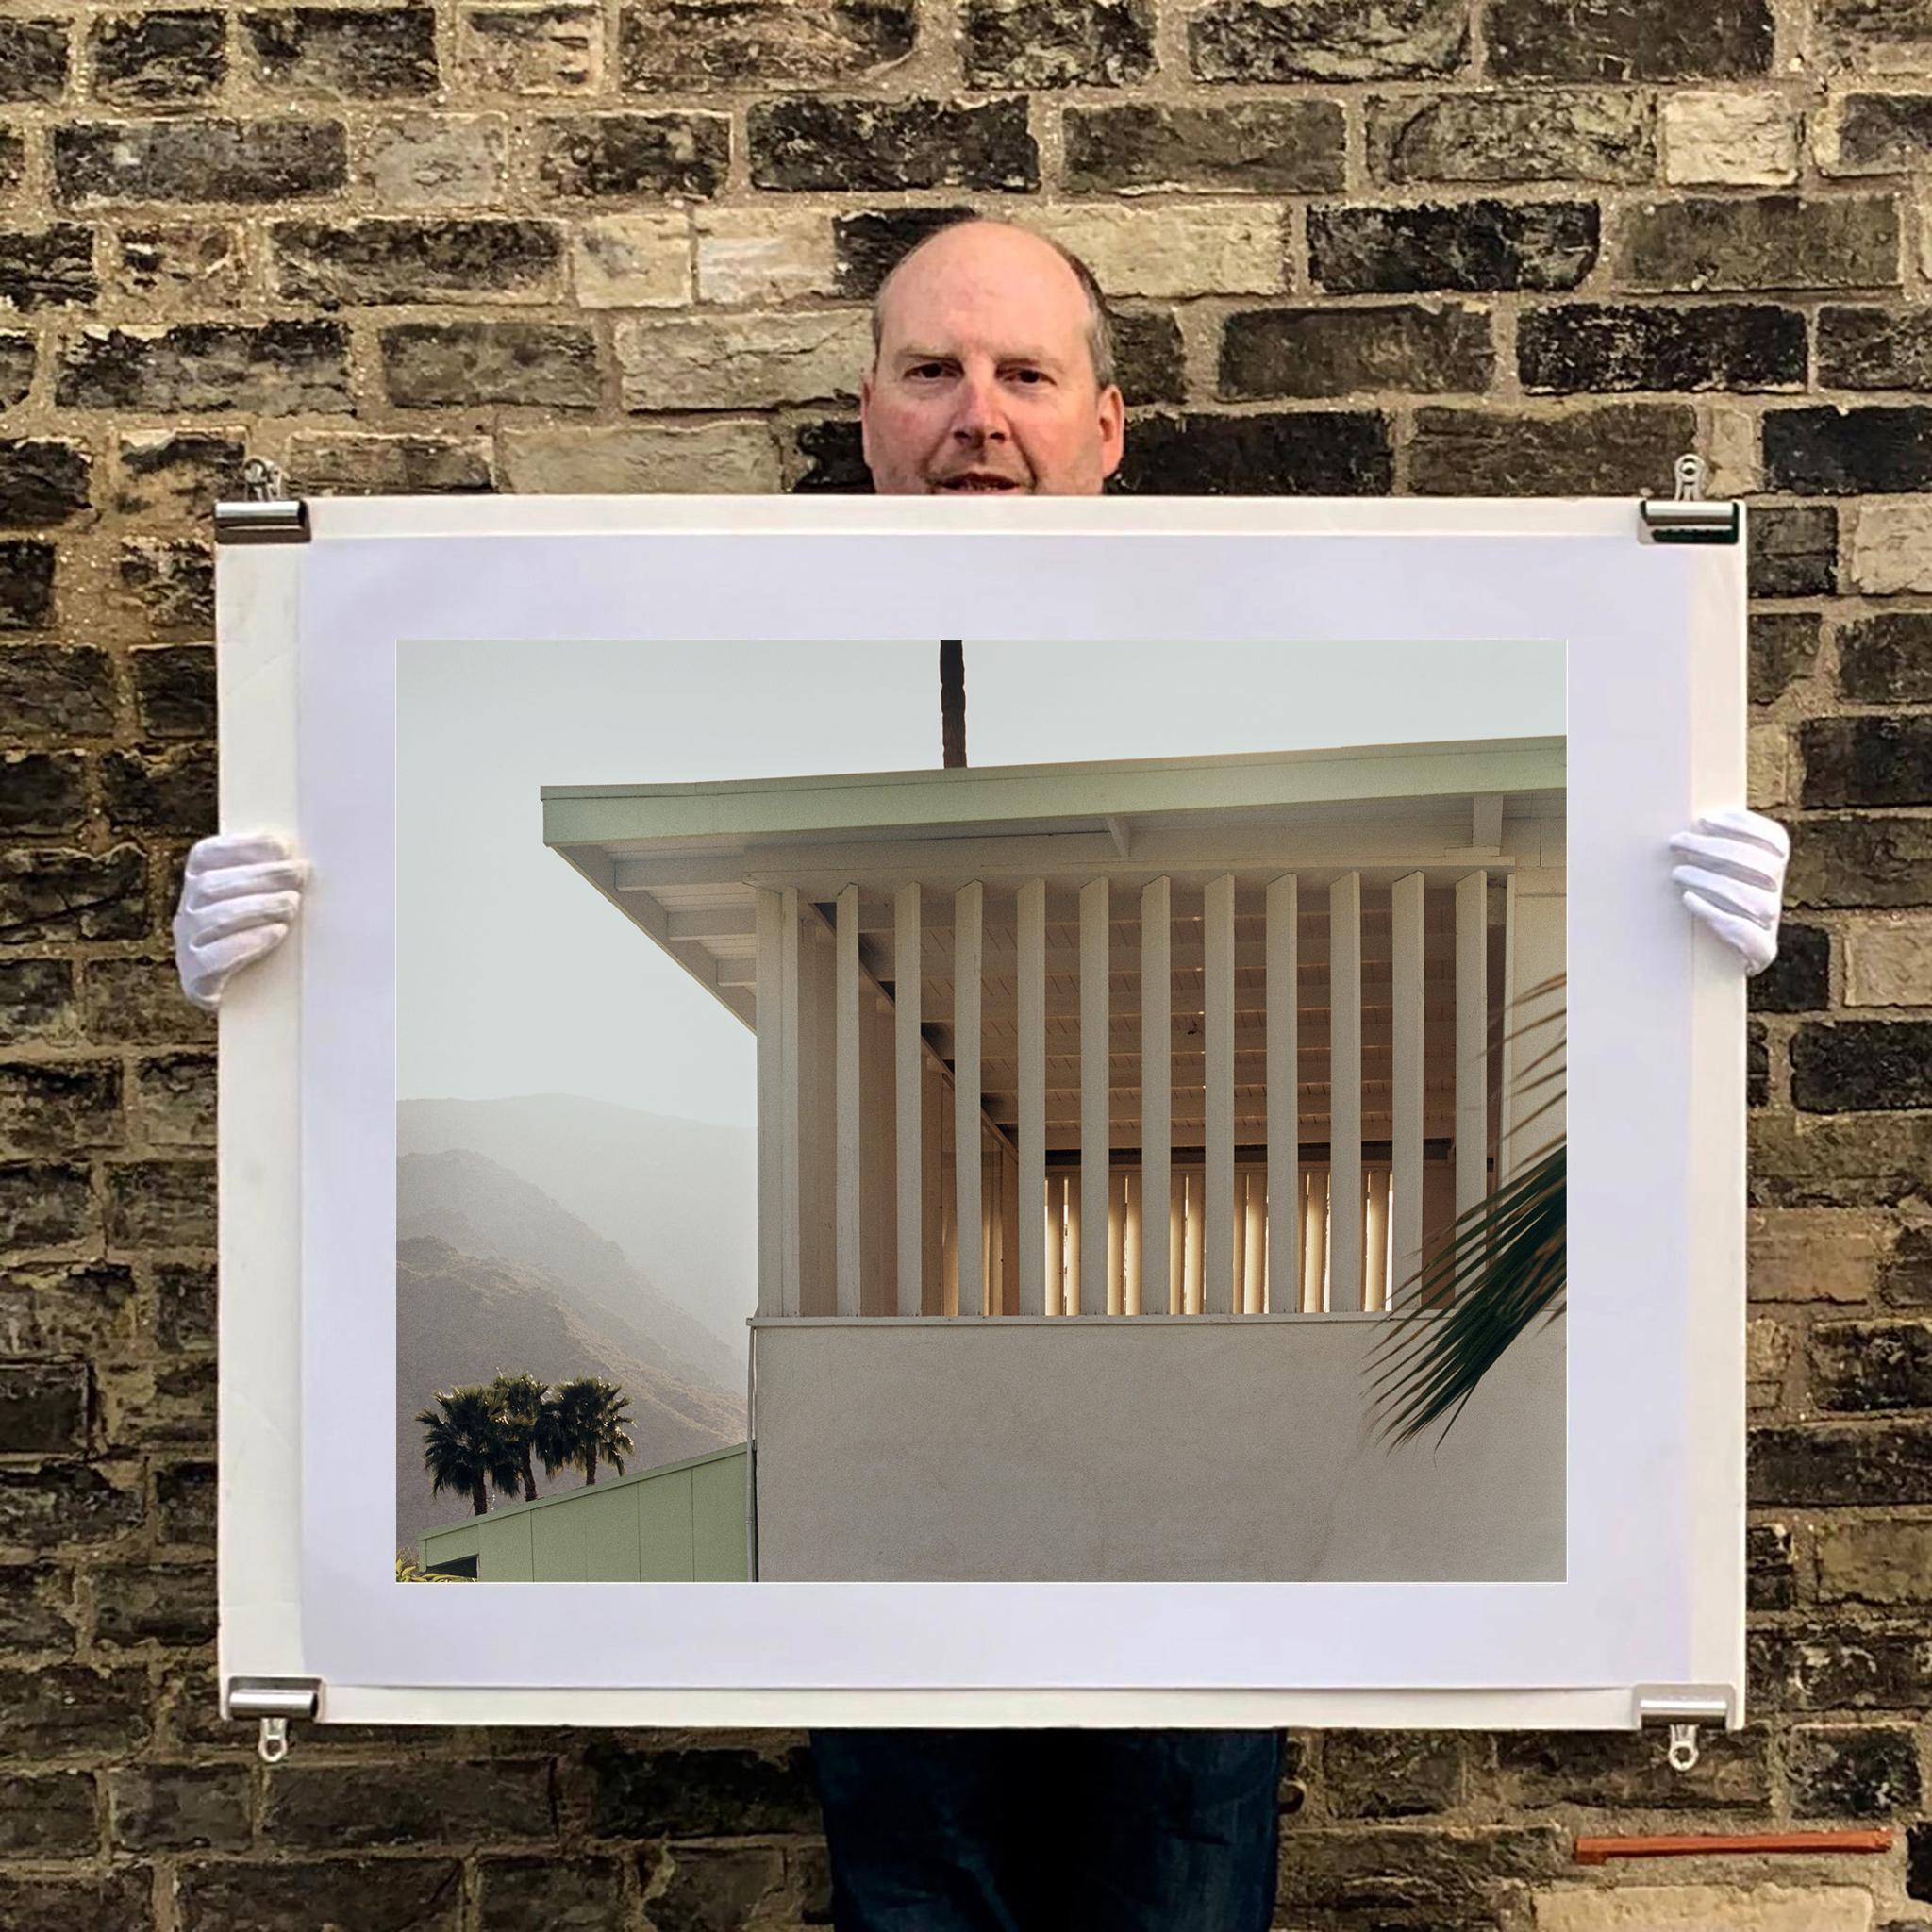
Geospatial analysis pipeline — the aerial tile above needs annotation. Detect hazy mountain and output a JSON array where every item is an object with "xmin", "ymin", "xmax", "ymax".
[
  {"xmin": 398, "ymin": 1095, "xmax": 756, "ymax": 1359},
  {"xmin": 396, "ymin": 1234, "xmax": 743, "ymax": 1550},
  {"xmin": 398, "ymin": 1145, "xmax": 740, "ymax": 1394}
]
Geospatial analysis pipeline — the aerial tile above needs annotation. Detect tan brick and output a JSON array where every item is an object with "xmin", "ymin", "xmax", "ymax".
[
  {"xmin": 1031, "ymin": 204, "xmax": 1287, "ymax": 298},
  {"xmin": 361, "ymin": 114, "xmax": 508, "ymax": 208},
  {"xmin": 1849, "ymin": 498, "xmax": 1932, "ymax": 594},
  {"xmin": 1747, "ymin": 1315, "xmax": 1791, "ymax": 1409},
  {"xmin": 1707, "ymin": 404, "xmax": 1760, "ymax": 496},
  {"xmin": 1749, "ymin": 721, "xmax": 1790, "ymax": 808},
  {"xmin": 1748, "ymin": 1207, "xmax": 1888, "ymax": 1303},
  {"xmin": 614, "ymin": 309, "xmax": 871, "ymax": 409},
  {"xmin": 1844, "ymin": 918, "xmax": 1932, "ymax": 1006},
  {"xmin": 571, "ymin": 211, "xmax": 690, "ymax": 308},
  {"xmin": 1662, "ymin": 92, "xmax": 1801, "ymax": 187},
  {"xmin": 696, "ymin": 208, "xmax": 836, "ymax": 305},
  {"xmin": 457, "ymin": 3, "xmax": 604, "ymax": 92},
  {"xmin": 500, "ymin": 421, "xmax": 781, "ymax": 493},
  {"xmin": 1535, "ymin": 1883, "xmax": 1871, "ymax": 1932},
  {"xmin": 1816, "ymin": 1516, "xmax": 1932, "ymax": 1604}
]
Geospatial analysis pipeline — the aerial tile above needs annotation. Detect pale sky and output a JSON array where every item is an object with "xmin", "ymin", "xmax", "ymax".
[{"xmin": 396, "ymin": 637, "xmax": 1566, "ymax": 1126}]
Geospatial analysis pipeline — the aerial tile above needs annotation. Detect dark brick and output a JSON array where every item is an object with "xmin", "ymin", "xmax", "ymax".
[
  {"xmin": 53, "ymin": 116, "xmax": 349, "ymax": 205},
  {"xmin": 1802, "ymin": 717, "xmax": 1932, "ymax": 808},
  {"xmin": 273, "ymin": 216, "xmax": 563, "ymax": 304},
  {"xmin": 100, "ymin": 1357, "xmax": 214, "ymax": 1450},
  {"xmin": 1881, "ymin": 1227, "xmax": 1932, "ymax": 1309},
  {"xmin": 1620, "ymin": 196, "xmax": 1901, "ymax": 293},
  {"xmin": 750, "ymin": 97, "xmax": 1038, "ymax": 192},
  {"xmin": 1767, "ymin": 405, "xmax": 1932, "ymax": 494},
  {"xmin": 0, "ymin": 440, "xmax": 92, "ymax": 527},
  {"xmin": 0, "ymin": 131, "xmax": 21, "ymax": 198},
  {"xmin": 1493, "ymin": 1727, "xmax": 1769, "ymax": 1807},
  {"xmin": 1827, "ymin": 93, "xmax": 1932, "ymax": 174},
  {"xmin": 0, "ymin": 1770, "xmax": 95, "ymax": 1854},
  {"xmin": 1820, "ymin": 305, "xmax": 1932, "ymax": 389},
  {"xmin": 0, "ymin": 20, "xmax": 71, "ymax": 102},
  {"xmin": 1113, "ymin": 410, "xmax": 1392, "ymax": 494},
  {"xmin": 283, "ymin": 432, "xmax": 494, "ymax": 494},
  {"xmin": 532, "ymin": 112, "xmax": 728, "ymax": 199},
  {"xmin": 242, "ymin": 5, "xmax": 438, "ymax": 96},
  {"xmin": 117, "ymin": 539, "xmax": 215, "ymax": 639},
  {"xmin": 1112, "ymin": 309, "xmax": 1183, "ymax": 406},
  {"xmin": 0, "ymin": 1363, "xmax": 89, "ymax": 1457},
  {"xmin": 1840, "ymin": 611, "xmax": 1932, "ymax": 703},
  {"xmin": 0, "ymin": 539, "xmax": 55, "ymax": 628},
  {"xmin": 1190, "ymin": 0, "xmax": 1466, "ymax": 79},
  {"xmin": 102, "ymin": 746, "xmax": 216, "ymax": 835},
  {"xmin": 618, "ymin": 0, "xmax": 915, "ymax": 92},
  {"xmin": 0, "ymin": 647, "xmax": 114, "ymax": 740},
  {"xmin": 93, "ymin": 1563, "xmax": 216, "ymax": 1647},
  {"xmin": 91, "ymin": 10, "xmax": 225, "ymax": 104},
  {"xmin": 1368, "ymin": 87, "xmax": 1652, "ymax": 183},
  {"xmin": 265, "ymin": 1761, "xmax": 559, "ymax": 1848},
  {"xmin": 791, "ymin": 418, "xmax": 869, "ymax": 493},
  {"xmin": 0, "ymin": 846, "xmax": 144, "ymax": 943},
  {"xmin": 105, "ymin": 1158, "xmax": 214, "ymax": 1248},
  {"xmin": 1409, "ymin": 401, "xmax": 1695, "ymax": 494},
  {"xmin": 1222, "ymin": 303, "xmax": 1491, "ymax": 398},
  {"xmin": 58, "ymin": 321, "xmax": 352, "ymax": 414},
  {"xmin": 1753, "ymin": 1626, "xmax": 1932, "ymax": 1711},
  {"xmin": 0, "ymin": 1873, "xmax": 148, "ymax": 1932},
  {"xmin": 0, "ymin": 1161, "xmax": 93, "ymax": 1253},
  {"xmin": 1752, "ymin": 1109, "xmax": 1932, "ymax": 1208},
  {"xmin": 1273, "ymin": 1824, "xmax": 1565, "ymax": 1920},
  {"xmin": 155, "ymin": 1260, "xmax": 216, "ymax": 1349},
  {"xmin": 0, "ymin": 1462, "xmax": 142, "ymax": 1546},
  {"xmin": 1790, "ymin": 815, "xmax": 1932, "ymax": 909},
  {"xmin": 133, "ymin": 1051, "xmax": 215, "ymax": 1146},
  {"xmin": 112, "ymin": 224, "xmax": 248, "ymax": 305},
  {"xmin": 0, "ymin": 958, "xmax": 75, "ymax": 1041},
  {"xmin": 1749, "ymin": 1019, "xmax": 1769, "ymax": 1108},
  {"xmin": 1066, "ymin": 101, "xmax": 1341, "ymax": 194},
  {"xmin": 0, "ymin": 1061, "xmax": 120, "ymax": 1154},
  {"xmin": 1788, "ymin": 1724, "xmax": 1921, "ymax": 1816},
  {"xmin": 1750, "ymin": 610, "xmax": 1821, "ymax": 706},
  {"xmin": 1310, "ymin": 199, "xmax": 1597, "ymax": 293},
  {"xmin": 1748, "ymin": 504, "xmax": 1837, "ymax": 598},
  {"xmin": 81, "ymin": 956, "xmax": 216, "ymax": 1046},
  {"xmin": 0, "ymin": 333, "xmax": 32, "ymax": 409},
  {"xmin": 0, "ymin": 1663, "xmax": 150, "ymax": 1758},
  {"xmin": 831, "ymin": 206, "xmax": 975, "ymax": 299},
  {"xmin": 116, "ymin": 433, "xmax": 250, "ymax": 524},
  {"xmin": 1324, "ymin": 1731, "xmax": 1461, "ymax": 1816},
  {"xmin": 962, "ymin": 0, "xmax": 1153, "ymax": 87},
  {"xmin": 0, "ymin": 751, "xmax": 85, "ymax": 833},
  {"xmin": 648, "ymin": 1845, "xmax": 784, "ymax": 1932},
  {"xmin": 1918, "ymin": 1819, "xmax": 1932, "ymax": 1902},
  {"xmin": 154, "ymin": 1458, "xmax": 214, "ymax": 1544},
  {"xmin": 1752, "ymin": 1419, "xmax": 1932, "ymax": 1504},
  {"xmin": 1793, "ymin": 1020, "xmax": 1932, "ymax": 1111},
  {"xmin": 477, "ymin": 1856, "xmax": 628, "ymax": 1932},
  {"xmin": 588, "ymin": 1742, "xmax": 818, "ymax": 1836},
  {"xmin": 1749, "ymin": 923, "xmax": 1828, "ymax": 1014},
  {"xmin": 0, "ymin": 1564, "xmax": 76, "ymax": 1649},
  {"xmin": 380, "ymin": 321, "xmax": 600, "ymax": 408},
  {"xmin": 175, "ymin": 1857, "xmax": 464, "ymax": 1931},
  {"xmin": 1747, "ymin": 1520, "xmax": 1795, "ymax": 1609},
  {"xmin": 0, "ymin": 1262, "xmax": 137, "ymax": 1355},
  {"xmin": 131, "ymin": 646, "xmax": 215, "ymax": 739},
  {"xmin": 1488, "ymin": 0, "xmax": 1772, "ymax": 78},
  {"xmin": 1813, "ymin": 1319, "xmax": 1932, "ymax": 1412},
  {"xmin": 108, "ymin": 1763, "xmax": 247, "ymax": 1850},
  {"xmin": 1519, "ymin": 301, "xmax": 1804, "ymax": 392},
  {"xmin": 0, "ymin": 226, "xmax": 98, "ymax": 312}
]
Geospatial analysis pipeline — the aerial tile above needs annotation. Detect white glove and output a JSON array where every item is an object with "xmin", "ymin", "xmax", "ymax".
[
  {"xmin": 1669, "ymin": 807, "xmax": 1789, "ymax": 976},
  {"xmin": 173, "ymin": 832, "xmax": 307, "ymax": 1012}
]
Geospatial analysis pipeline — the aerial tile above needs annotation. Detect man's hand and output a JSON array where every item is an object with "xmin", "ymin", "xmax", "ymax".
[
  {"xmin": 173, "ymin": 833, "xmax": 307, "ymax": 1011},
  {"xmin": 1669, "ymin": 807, "xmax": 1790, "ymax": 976}
]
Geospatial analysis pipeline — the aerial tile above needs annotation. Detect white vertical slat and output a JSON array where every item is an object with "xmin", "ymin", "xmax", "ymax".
[
  {"xmin": 1107, "ymin": 1174, "xmax": 1125, "ymax": 1317},
  {"xmin": 1124, "ymin": 1169, "xmax": 1143, "ymax": 1317},
  {"xmin": 1243, "ymin": 1172, "xmax": 1267, "ymax": 1314},
  {"xmin": 1365, "ymin": 1167, "xmax": 1389, "ymax": 1311},
  {"xmin": 861, "ymin": 987, "xmax": 895, "ymax": 1315},
  {"xmin": 754, "ymin": 888, "xmax": 787, "ymax": 1317},
  {"xmin": 1231, "ymin": 1171, "xmax": 1247, "ymax": 1315},
  {"xmin": 1078, "ymin": 876, "xmax": 1109, "ymax": 1317},
  {"xmin": 1182, "ymin": 1174, "xmax": 1204, "ymax": 1314},
  {"xmin": 953, "ymin": 880, "xmax": 983, "ymax": 1317},
  {"xmin": 1167, "ymin": 1173, "xmax": 1185, "ymax": 1316},
  {"xmin": 893, "ymin": 883, "xmax": 923, "ymax": 1316},
  {"xmin": 1140, "ymin": 876, "xmax": 1172, "ymax": 1318},
  {"xmin": 1044, "ymin": 1174, "xmax": 1065, "ymax": 1319},
  {"xmin": 1328, "ymin": 872, "xmax": 1363, "ymax": 1311},
  {"xmin": 1303, "ymin": 1168, "xmax": 1328, "ymax": 1313},
  {"xmin": 922, "ymin": 1052, "xmax": 944, "ymax": 1313},
  {"xmin": 1391, "ymin": 871, "xmax": 1425, "ymax": 1312},
  {"xmin": 999, "ymin": 1141, "xmax": 1020, "ymax": 1317},
  {"xmin": 1498, "ymin": 871, "xmax": 1519, "ymax": 1187},
  {"xmin": 1203, "ymin": 875, "xmax": 1236, "ymax": 1315},
  {"xmin": 1065, "ymin": 1174, "xmax": 1083, "ymax": 1318},
  {"xmin": 1264, "ymin": 874, "xmax": 1299, "ymax": 1320},
  {"xmin": 777, "ymin": 888, "xmax": 803, "ymax": 1317},
  {"xmin": 1456, "ymin": 871, "xmax": 1490, "ymax": 1229},
  {"xmin": 1016, "ymin": 878, "xmax": 1047, "ymax": 1315},
  {"xmin": 834, "ymin": 886, "xmax": 862, "ymax": 1317}
]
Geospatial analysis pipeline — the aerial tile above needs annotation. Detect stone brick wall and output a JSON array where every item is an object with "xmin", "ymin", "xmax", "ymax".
[{"xmin": 1, "ymin": 0, "xmax": 1930, "ymax": 1924}]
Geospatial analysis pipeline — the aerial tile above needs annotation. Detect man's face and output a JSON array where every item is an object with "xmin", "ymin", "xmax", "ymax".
[{"xmin": 860, "ymin": 223, "xmax": 1125, "ymax": 498}]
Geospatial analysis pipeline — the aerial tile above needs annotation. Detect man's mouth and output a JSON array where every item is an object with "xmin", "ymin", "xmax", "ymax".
[{"xmin": 931, "ymin": 473, "xmax": 1028, "ymax": 492}]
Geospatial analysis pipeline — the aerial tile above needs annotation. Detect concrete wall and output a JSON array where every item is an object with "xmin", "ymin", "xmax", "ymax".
[{"xmin": 751, "ymin": 1317, "xmax": 1562, "ymax": 1582}]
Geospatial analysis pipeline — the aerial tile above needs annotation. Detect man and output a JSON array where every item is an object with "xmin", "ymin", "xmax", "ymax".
[{"xmin": 175, "ymin": 216, "xmax": 1790, "ymax": 1928}]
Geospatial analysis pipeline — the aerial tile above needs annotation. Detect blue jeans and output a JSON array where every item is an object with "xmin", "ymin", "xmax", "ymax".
[{"xmin": 808, "ymin": 1728, "xmax": 1282, "ymax": 1932}]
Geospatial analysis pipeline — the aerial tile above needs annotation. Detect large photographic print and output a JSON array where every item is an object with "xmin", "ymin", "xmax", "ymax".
[{"xmin": 397, "ymin": 635, "xmax": 1566, "ymax": 1588}]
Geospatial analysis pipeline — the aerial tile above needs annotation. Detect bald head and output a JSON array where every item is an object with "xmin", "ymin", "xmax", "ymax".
[{"xmin": 859, "ymin": 218, "xmax": 1125, "ymax": 497}]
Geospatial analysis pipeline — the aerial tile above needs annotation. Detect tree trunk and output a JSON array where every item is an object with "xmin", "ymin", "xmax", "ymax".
[
  {"xmin": 471, "ymin": 1477, "xmax": 488, "ymax": 1515},
  {"xmin": 585, "ymin": 1451, "xmax": 598, "ymax": 1485},
  {"xmin": 520, "ymin": 1450, "xmax": 537, "ymax": 1502},
  {"xmin": 941, "ymin": 639, "xmax": 966, "ymax": 769}
]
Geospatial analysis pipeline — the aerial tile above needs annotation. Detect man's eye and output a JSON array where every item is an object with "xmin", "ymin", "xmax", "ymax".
[
  {"xmin": 1009, "ymin": 369, "xmax": 1048, "ymax": 385},
  {"xmin": 908, "ymin": 364, "xmax": 948, "ymax": 379}
]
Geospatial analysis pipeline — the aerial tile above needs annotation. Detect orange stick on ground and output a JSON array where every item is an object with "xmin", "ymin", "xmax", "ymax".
[{"xmin": 1574, "ymin": 1830, "xmax": 1892, "ymax": 1865}]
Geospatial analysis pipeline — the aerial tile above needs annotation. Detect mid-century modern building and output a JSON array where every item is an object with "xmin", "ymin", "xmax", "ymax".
[{"xmin": 541, "ymin": 740, "xmax": 1567, "ymax": 1585}]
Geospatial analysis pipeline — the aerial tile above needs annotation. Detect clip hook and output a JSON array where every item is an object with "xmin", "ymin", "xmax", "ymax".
[
  {"xmin": 258, "ymin": 1715, "xmax": 291, "ymax": 1765},
  {"xmin": 1667, "ymin": 1722, "xmax": 1699, "ymax": 1773},
  {"xmin": 1673, "ymin": 453, "xmax": 1707, "ymax": 502}
]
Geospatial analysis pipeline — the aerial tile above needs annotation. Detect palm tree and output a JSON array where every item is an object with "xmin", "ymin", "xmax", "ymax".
[
  {"xmin": 1362, "ymin": 973, "xmax": 1567, "ymax": 1450},
  {"xmin": 486, "ymin": 1371, "xmax": 548, "ymax": 1502},
  {"xmin": 416, "ymin": 1385, "xmax": 522, "ymax": 1516},
  {"xmin": 540, "ymin": 1375, "xmax": 634, "ymax": 1486}
]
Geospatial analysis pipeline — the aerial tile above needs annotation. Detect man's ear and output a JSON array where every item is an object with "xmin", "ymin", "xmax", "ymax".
[
  {"xmin": 858, "ymin": 373, "xmax": 874, "ymax": 471},
  {"xmin": 1098, "ymin": 383, "xmax": 1125, "ymax": 480}
]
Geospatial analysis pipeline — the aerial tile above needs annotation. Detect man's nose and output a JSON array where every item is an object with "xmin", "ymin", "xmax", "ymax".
[{"xmin": 950, "ymin": 372, "xmax": 1008, "ymax": 441}]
